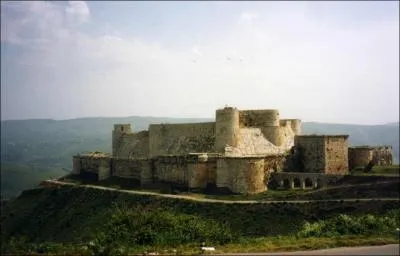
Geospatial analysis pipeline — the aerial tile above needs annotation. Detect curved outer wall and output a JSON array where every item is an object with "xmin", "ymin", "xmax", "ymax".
[
  {"xmin": 239, "ymin": 109, "xmax": 280, "ymax": 127},
  {"xmin": 286, "ymin": 119, "xmax": 301, "ymax": 135},
  {"xmin": 348, "ymin": 147, "xmax": 373, "ymax": 168},
  {"xmin": 215, "ymin": 108, "xmax": 240, "ymax": 152},
  {"xmin": 216, "ymin": 157, "xmax": 266, "ymax": 194}
]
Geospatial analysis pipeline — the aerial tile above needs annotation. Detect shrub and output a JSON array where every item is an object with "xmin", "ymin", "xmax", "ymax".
[
  {"xmin": 89, "ymin": 202, "xmax": 238, "ymax": 251},
  {"xmin": 297, "ymin": 209, "xmax": 400, "ymax": 238}
]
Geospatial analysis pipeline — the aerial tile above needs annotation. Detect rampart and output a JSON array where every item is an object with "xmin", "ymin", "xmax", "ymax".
[{"xmin": 71, "ymin": 106, "xmax": 392, "ymax": 194}]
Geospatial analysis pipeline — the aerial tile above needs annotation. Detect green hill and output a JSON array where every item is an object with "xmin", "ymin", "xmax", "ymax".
[
  {"xmin": 1, "ymin": 117, "xmax": 399, "ymax": 199},
  {"xmin": 1, "ymin": 186, "xmax": 399, "ymax": 254}
]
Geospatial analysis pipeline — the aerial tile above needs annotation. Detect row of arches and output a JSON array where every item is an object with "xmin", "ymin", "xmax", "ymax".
[{"xmin": 277, "ymin": 177, "xmax": 323, "ymax": 189}]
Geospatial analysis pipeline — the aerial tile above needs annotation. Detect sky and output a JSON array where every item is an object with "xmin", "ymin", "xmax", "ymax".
[{"xmin": 1, "ymin": 1, "xmax": 399, "ymax": 124}]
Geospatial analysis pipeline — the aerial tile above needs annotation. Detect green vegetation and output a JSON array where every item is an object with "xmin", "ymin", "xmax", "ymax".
[
  {"xmin": 297, "ymin": 209, "xmax": 399, "ymax": 238},
  {"xmin": 1, "ymin": 187, "xmax": 399, "ymax": 255},
  {"xmin": 351, "ymin": 164, "xmax": 400, "ymax": 176}
]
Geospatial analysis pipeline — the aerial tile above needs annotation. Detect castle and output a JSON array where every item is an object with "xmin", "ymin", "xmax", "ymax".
[{"xmin": 72, "ymin": 107, "xmax": 393, "ymax": 194}]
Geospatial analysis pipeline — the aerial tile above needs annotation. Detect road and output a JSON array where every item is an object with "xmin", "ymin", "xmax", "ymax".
[
  {"xmin": 217, "ymin": 244, "xmax": 400, "ymax": 255},
  {"xmin": 41, "ymin": 179, "xmax": 400, "ymax": 204}
]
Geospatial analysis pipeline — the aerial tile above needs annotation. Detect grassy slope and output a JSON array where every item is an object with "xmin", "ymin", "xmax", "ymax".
[{"xmin": 1, "ymin": 187, "xmax": 399, "ymax": 254}]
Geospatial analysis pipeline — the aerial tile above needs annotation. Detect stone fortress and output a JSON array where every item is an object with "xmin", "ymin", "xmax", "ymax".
[{"xmin": 72, "ymin": 107, "xmax": 393, "ymax": 194}]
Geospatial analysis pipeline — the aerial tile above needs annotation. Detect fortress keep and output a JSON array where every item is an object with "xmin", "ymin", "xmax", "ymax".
[{"xmin": 72, "ymin": 107, "xmax": 392, "ymax": 194}]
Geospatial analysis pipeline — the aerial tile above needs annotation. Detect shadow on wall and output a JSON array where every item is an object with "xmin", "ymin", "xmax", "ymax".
[{"xmin": 283, "ymin": 146, "xmax": 305, "ymax": 172}]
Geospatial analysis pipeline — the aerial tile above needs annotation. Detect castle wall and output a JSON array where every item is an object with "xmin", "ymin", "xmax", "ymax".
[
  {"xmin": 187, "ymin": 155, "xmax": 217, "ymax": 188},
  {"xmin": 295, "ymin": 135, "xmax": 349, "ymax": 174},
  {"xmin": 294, "ymin": 136, "xmax": 326, "ymax": 172},
  {"xmin": 152, "ymin": 156, "xmax": 189, "ymax": 185},
  {"xmin": 112, "ymin": 124, "xmax": 132, "ymax": 156},
  {"xmin": 113, "ymin": 158, "xmax": 149, "ymax": 180},
  {"xmin": 281, "ymin": 119, "xmax": 301, "ymax": 135},
  {"xmin": 372, "ymin": 146, "xmax": 393, "ymax": 166},
  {"xmin": 239, "ymin": 109, "xmax": 283, "ymax": 146},
  {"xmin": 239, "ymin": 110, "xmax": 280, "ymax": 127},
  {"xmin": 278, "ymin": 124, "xmax": 296, "ymax": 150},
  {"xmin": 75, "ymin": 155, "xmax": 111, "ymax": 181},
  {"xmin": 225, "ymin": 128, "xmax": 284, "ymax": 156},
  {"xmin": 264, "ymin": 155, "xmax": 287, "ymax": 173},
  {"xmin": 113, "ymin": 130, "xmax": 149, "ymax": 159},
  {"xmin": 215, "ymin": 107, "xmax": 240, "ymax": 152},
  {"xmin": 216, "ymin": 157, "xmax": 266, "ymax": 194},
  {"xmin": 324, "ymin": 136, "xmax": 349, "ymax": 175},
  {"xmin": 148, "ymin": 122, "xmax": 215, "ymax": 157},
  {"xmin": 348, "ymin": 147, "xmax": 373, "ymax": 169},
  {"xmin": 72, "ymin": 156, "xmax": 81, "ymax": 174}
]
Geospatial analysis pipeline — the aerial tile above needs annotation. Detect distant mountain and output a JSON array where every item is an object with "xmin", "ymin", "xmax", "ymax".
[{"xmin": 1, "ymin": 117, "xmax": 399, "ymax": 198}]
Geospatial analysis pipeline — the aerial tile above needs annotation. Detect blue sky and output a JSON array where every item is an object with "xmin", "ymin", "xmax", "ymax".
[{"xmin": 1, "ymin": 1, "xmax": 399, "ymax": 124}]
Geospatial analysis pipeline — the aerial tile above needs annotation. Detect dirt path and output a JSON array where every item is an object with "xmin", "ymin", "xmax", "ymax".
[{"xmin": 41, "ymin": 180, "xmax": 400, "ymax": 204}]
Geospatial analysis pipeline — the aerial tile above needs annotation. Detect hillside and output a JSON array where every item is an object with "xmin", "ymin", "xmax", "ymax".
[
  {"xmin": 1, "ymin": 186, "xmax": 399, "ymax": 254},
  {"xmin": 1, "ymin": 117, "xmax": 399, "ymax": 199}
]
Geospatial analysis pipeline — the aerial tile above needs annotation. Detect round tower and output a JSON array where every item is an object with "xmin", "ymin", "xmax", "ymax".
[
  {"xmin": 215, "ymin": 107, "xmax": 239, "ymax": 153},
  {"xmin": 112, "ymin": 124, "xmax": 132, "ymax": 157},
  {"xmin": 258, "ymin": 110, "xmax": 283, "ymax": 146},
  {"xmin": 289, "ymin": 119, "xmax": 302, "ymax": 135},
  {"xmin": 259, "ymin": 109, "xmax": 280, "ymax": 126}
]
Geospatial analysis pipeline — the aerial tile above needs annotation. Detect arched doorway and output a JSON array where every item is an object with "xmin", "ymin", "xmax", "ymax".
[
  {"xmin": 283, "ymin": 179, "xmax": 290, "ymax": 189},
  {"xmin": 294, "ymin": 178, "xmax": 301, "ymax": 188},
  {"xmin": 305, "ymin": 178, "xmax": 313, "ymax": 188}
]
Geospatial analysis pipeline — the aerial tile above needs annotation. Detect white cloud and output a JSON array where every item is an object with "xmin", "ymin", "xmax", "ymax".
[
  {"xmin": 65, "ymin": 1, "xmax": 90, "ymax": 24},
  {"xmin": 239, "ymin": 12, "xmax": 258, "ymax": 23}
]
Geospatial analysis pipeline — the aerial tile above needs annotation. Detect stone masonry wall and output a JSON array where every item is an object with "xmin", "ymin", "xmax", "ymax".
[
  {"xmin": 225, "ymin": 128, "xmax": 284, "ymax": 156},
  {"xmin": 187, "ymin": 156, "xmax": 217, "ymax": 188},
  {"xmin": 348, "ymin": 147, "xmax": 373, "ymax": 169},
  {"xmin": 372, "ymin": 146, "xmax": 393, "ymax": 166},
  {"xmin": 148, "ymin": 122, "xmax": 215, "ymax": 157},
  {"xmin": 324, "ymin": 136, "xmax": 349, "ymax": 175},
  {"xmin": 294, "ymin": 136, "xmax": 326, "ymax": 173},
  {"xmin": 216, "ymin": 157, "xmax": 266, "ymax": 194},
  {"xmin": 75, "ymin": 155, "xmax": 111, "ymax": 180},
  {"xmin": 72, "ymin": 156, "xmax": 81, "ymax": 174},
  {"xmin": 113, "ymin": 131, "xmax": 149, "ymax": 159},
  {"xmin": 113, "ymin": 158, "xmax": 147, "ymax": 180},
  {"xmin": 152, "ymin": 156, "xmax": 189, "ymax": 185},
  {"xmin": 239, "ymin": 110, "xmax": 280, "ymax": 127}
]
